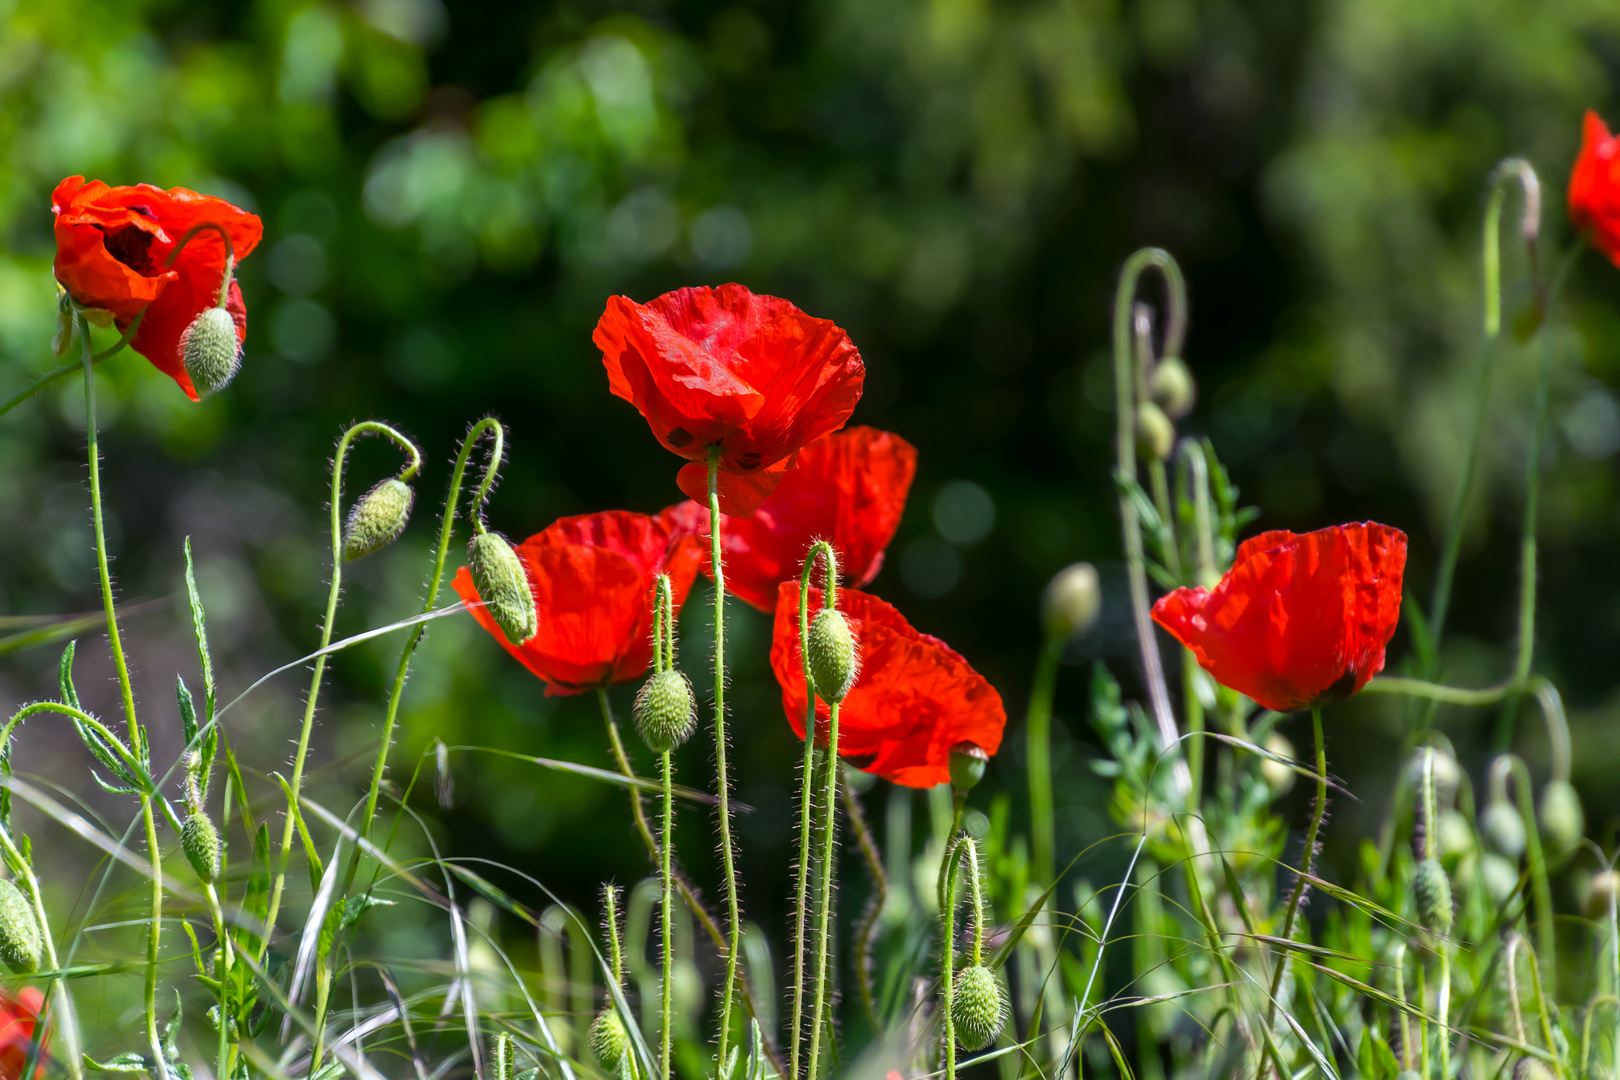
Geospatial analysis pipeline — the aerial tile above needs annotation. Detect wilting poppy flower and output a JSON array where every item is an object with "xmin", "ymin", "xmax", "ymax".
[
  {"xmin": 594, "ymin": 283, "xmax": 865, "ymax": 516},
  {"xmin": 1570, "ymin": 110, "xmax": 1620, "ymax": 267},
  {"xmin": 0, "ymin": 987, "xmax": 46, "ymax": 1080},
  {"xmin": 454, "ymin": 507, "xmax": 705, "ymax": 695},
  {"xmin": 770, "ymin": 582, "xmax": 1006, "ymax": 788},
  {"xmin": 52, "ymin": 176, "xmax": 262, "ymax": 400},
  {"xmin": 692, "ymin": 426, "xmax": 918, "ymax": 611},
  {"xmin": 1151, "ymin": 522, "xmax": 1407, "ymax": 713}
]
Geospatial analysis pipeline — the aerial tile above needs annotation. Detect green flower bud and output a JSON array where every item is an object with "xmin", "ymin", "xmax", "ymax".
[
  {"xmin": 588, "ymin": 1008, "xmax": 631, "ymax": 1073},
  {"xmin": 1149, "ymin": 356, "xmax": 1196, "ymax": 419},
  {"xmin": 182, "ymin": 306, "xmax": 242, "ymax": 398},
  {"xmin": 949, "ymin": 742, "xmax": 989, "ymax": 792},
  {"xmin": 468, "ymin": 531, "xmax": 537, "ymax": 644},
  {"xmin": 1136, "ymin": 402, "xmax": 1175, "ymax": 461},
  {"xmin": 1587, "ymin": 869, "xmax": 1620, "ymax": 917},
  {"xmin": 1041, "ymin": 562, "xmax": 1100, "ymax": 640},
  {"xmin": 1482, "ymin": 800, "xmax": 1527, "ymax": 859},
  {"xmin": 1438, "ymin": 808, "xmax": 1474, "ymax": 867},
  {"xmin": 183, "ymin": 810, "xmax": 222, "ymax": 884},
  {"xmin": 634, "ymin": 669, "xmax": 696, "ymax": 754},
  {"xmin": 344, "ymin": 478, "xmax": 415, "ymax": 562},
  {"xmin": 1480, "ymin": 853, "xmax": 1521, "ymax": 908},
  {"xmin": 0, "ymin": 881, "xmax": 39, "ymax": 975},
  {"xmin": 1539, "ymin": 780, "xmax": 1584, "ymax": 858},
  {"xmin": 1414, "ymin": 858, "xmax": 1452, "ymax": 935},
  {"xmin": 807, "ymin": 608, "xmax": 858, "ymax": 703},
  {"xmin": 493, "ymin": 1032, "xmax": 515, "ymax": 1080},
  {"xmin": 1260, "ymin": 734, "xmax": 1295, "ymax": 795},
  {"xmin": 950, "ymin": 964, "xmax": 1006, "ymax": 1051}
]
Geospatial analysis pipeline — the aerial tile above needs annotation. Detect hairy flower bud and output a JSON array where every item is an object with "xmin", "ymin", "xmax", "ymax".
[
  {"xmin": 634, "ymin": 669, "xmax": 696, "ymax": 754},
  {"xmin": 468, "ymin": 531, "xmax": 537, "ymax": 644},
  {"xmin": 0, "ymin": 880, "xmax": 40, "ymax": 975},
  {"xmin": 182, "ymin": 306, "xmax": 242, "ymax": 398},
  {"xmin": 1149, "ymin": 357, "xmax": 1196, "ymax": 419},
  {"xmin": 1538, "ymin": 780, "xmax": 1584, "ymax": 858},
  {"xmin": 344, "ymin": 478, "xmax": 415, "ymax": 562},
  {"xmin": 807, "ymin": 609, "xmax": 858, "ymax": 703},
  {"xmin": 949, "ymin": 742, "xmax": 989, "ymax": 792},
  {"xmin": 1482, "ymin": 800, "xmax": 1527, "ymax": 859},
  {"xmin": 1041, "ymin": 562, "xmax": 1101, "ymax": 640},
  {"xmin": 1414, "ymin": 858, "xmax": 1452, "ymax": 935},
  {"xmin": 183, "ymin": 810, "xmax": 222, "ymax": 884},
  {"xmin": 588, "ymin": 1008, "xmax": 631, "ymax": 1073},
  {"xmin": 950, "ymin": 964, "xmax": 1006, "ymax": 1051},
  {"xmin": 1135, "ymin": 402, "xmax": 1175, "ymax": 461}
]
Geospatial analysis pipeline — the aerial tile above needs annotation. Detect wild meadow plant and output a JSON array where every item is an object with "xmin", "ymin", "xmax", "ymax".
[{"xmin": 4, "ymin": 110, "xmax": 1620, "ymax": 1080}]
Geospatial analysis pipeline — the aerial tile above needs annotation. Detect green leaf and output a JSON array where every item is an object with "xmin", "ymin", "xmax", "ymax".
[
  {"xmin": 58, "ymin": 643, "xmax": 80, "ymax": 710},
  {"xmin": 182, "ymin": 537, "xmax": 216, "ymax": 728},
  {"xmin": 177, "ymin": 677, "xmax": 198, "ymax": 748},
  {"xmin": 83, "ymin": 1054, "xmax": 147, "ymax": 1073}
]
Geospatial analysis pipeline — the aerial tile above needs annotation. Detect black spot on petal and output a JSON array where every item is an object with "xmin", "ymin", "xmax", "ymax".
[{"xmin": 667, "ymin": 427, "xmax": 694, "ymax": 448}]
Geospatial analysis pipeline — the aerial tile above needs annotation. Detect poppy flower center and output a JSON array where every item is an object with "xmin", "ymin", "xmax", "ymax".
[{"xmin": 100, "ymin": 224, "xmax": 157, "ymax": 273}]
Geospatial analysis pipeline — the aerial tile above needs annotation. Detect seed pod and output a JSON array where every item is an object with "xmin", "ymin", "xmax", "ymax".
[
  {"xmin": 0, "ymin": 881, "xmax": 39, "ymax": 974},
  {"xmin": 1135, "ymin": 402, "xmax": 1175, "ymax": 461},
  {"xmin": 588, "ymin": 1008, "xmax": 631, "ymax": 1074},
  {"xmin": 1041, "ymin": 562, "xmax": 1101, "ymax": 640},
  {"xmin": 182, "ymin": 811, "xmax": 222, "ymax": 884},
  {"xmin": 182, "ymin": 306, "xmax": 242, "ymax": 398},
  {"xmin": 468, "ymin": 531, "xmax": 537, "ymax": 644},
  {"xmin": 1414, "ymin": 858, "xmax": 1452, "ymax": 935},
  {"xmin": 634, "ymin": 669, "xmax": 696, "ymax": 754},
  {"xmin": 344, "ymin": 478, "xmax": 415, "ymax": 562},
  {"xmin": 807, "ymin": 609, "xmax": 858, "ymax": 703},
  {"xmin": 949, "ymin": 741, "xmax": 989, "ymax": 792},
  {"xmin": 950, "ymin": 964, "xmax": 1006, "ymax": 1051},
  {"xmin": 1482, "ymin": 800, "xmax": 1527, "ymax": 859},
  {"xmin": 1538, "ymin": 780, "xmax": 1584, "ymax": 858},
  {"xmin": 1149, "ymin": 356, "xmax": 1196, "ymax": 418}
]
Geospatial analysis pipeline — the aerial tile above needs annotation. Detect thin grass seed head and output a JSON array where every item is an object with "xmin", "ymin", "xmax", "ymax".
[
  {"xmin": 181, "ymin": 306, "xmax": 242, "ymax": 397},
  {"xmin": 344, "ymin": 477, "xmax": 415, "ymax": 562},
  {"xmin": 0, "ymin": 881, "xmax": 39, "ymax": 975},
  {"xmin": 468, "ymin": 530, "xmax": 538, "ymax": 644},
  {"xmin": 807, "ymin": 607, "xmax": 858, "ymax": 703},
  {"xmin": 950, "ymin": 964, "xmax": 1005, "ymax": 1050},
  {"xmin": 182, "ymin": 810, "xmax": 222, "ymax": 884},
  {"xmin": 634, "ymin": 669, "xmax": 696, "ymax": 754}
]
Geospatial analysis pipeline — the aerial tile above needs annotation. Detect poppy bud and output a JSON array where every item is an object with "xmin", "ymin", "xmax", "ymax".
[
  {"xmin": 949, "ymin": 742, "xmax": 989, "ymax": 792},
  {"xmin": 1480, "ymin": 853, "xmax": 1521, "ymax": 907},
  {"xmin": 468, "ymin": 531, "xmax": 537, "ymax": 645},
  {"xmin": 1260, "ymin": 734, "xmax": 1295, "ymax": 795},
  {"xmin": 807, "ymin": 609, "xmax": 858, "ymax": 703},
  {"xmin": 182, "ymin": 810, "xmax": 222, "ymax": 884},
  {"xmin": 182, "ymin": 306, "xmax": 242, "ymax": 398},
  {"xmin": 635, "ymin": 669, "xmax": 696, "ymax": 754},
  {"xmin": 587, "ymin": 1008, "xmax": 631, "ymax": 1074},
  {"xmin": 950, "ymin": 964, "xmax": 1006, "ymax": 1051},
  {"xmin": 1414, "ymin": 858, "xmax": 1452, "ymax": 934},
  {"xmin": 1588, "ymin": 869, "xmax": 1620, "ymax": 917},
  {"xmin": 1481, "ymin": 800, "xmax": 1526, "ymax": 859},
  {"xmin": 0, "ymin": 881, "xmax": 40, "ymax": 975},
  {"xmin": 1538, "ymin": 780, "xmax": 1584, "ymax": 858},
  {"xmin": 1041, "ymin": 562, "xmax": 1101, "ymax": 640},
  {"xmin": 1135, "ymin": 402, "xmax": 1175, "ymax": 461},
  {"xmin": 344, "ymin": 478, "xmax": 415, "ymax": 563},
  {"xmin": 1149, "ymin": 357, "xmax": 1196, "ymax": 419}
]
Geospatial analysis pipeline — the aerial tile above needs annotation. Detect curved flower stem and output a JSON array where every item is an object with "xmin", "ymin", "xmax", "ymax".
[
  {"xmin": 940, "ymin": 837, "xmax": 960, "ymax": 1080},
  {"xmin": 707, "ymin": 449, "xmax": 742, "ymax": 1072},
  {"xmin": 1262, "ymin": 706, "xmax": 1327, "ymax": 1039},
  {"xmin": 839, "ymin": 770, "xmax": 887, "ymax": 1031},
  {"xmin": 78, "ymin": 313, "xmax": 169, "ymax": 1079},
  {"xmin": 1025, "ymin": 634, "xmax": 1061, "ymax": 887},
  {"xmin": 262, "ymin": 419, "xmax": 419, "ymax": 963},
  {"xmin": 1609, "ymin": 885, "xmax": 1618, "ymax": 1080},
  {"xmin": 805, "ymin": 702, "xmax": 841, "ymax": 1080},
  {"xmin": 661, "ymin": 748, "xmax": 676, "ymax": 1080}
]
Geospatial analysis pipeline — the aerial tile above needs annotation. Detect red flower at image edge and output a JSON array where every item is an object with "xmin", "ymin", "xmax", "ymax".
[
  {"xmin": 594, "ymin": 283, "xmax": 865, "ymax": 516},
  {"xmin": 771, "ymin": 582, "xmax": 1006, "ymax": 788},
  {"xmin": 683, "ymin": 426, "xmax": 918, "ymax": 611},
  {"xmin": 1151, "ymin": 522, "xmax": 1407, "ymax": 713},
  {"xmin": 453, "ymin": 508, "xmax": 705, "ymax": 695},
  {"xmin": 1571, "ymin": 110, "xmax": 1620, "ymax": 267},
  {"xmin": 52, "ymin": 176, "xmax": 262, "ymax": 400},
  {"xmin": 0, "ymin": 987, "xmax": 46, "ymax": 1080}
]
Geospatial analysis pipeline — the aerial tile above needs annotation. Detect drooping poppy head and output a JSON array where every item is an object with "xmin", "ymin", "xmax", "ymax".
[
  {"xmin": 52, "ymin": 176, "xmax": 262, "ymax": 401},
  {"xmin": 1570, "ymin": 110, "xmax": 1620, "ymax": 268},
  {"xmin": 594, "ymin": 284, "xmax": 866, "ymax": 516},
  {"xmin": 771, "ymin": 582, "xmax": 1006, "ymax": 788},
  {"xmin": 0, "ymin": 987, "xmax": 46, "ymax": 1080},
  {"xmin": 1151, "ymin": 522, "xmax": 1407, "ymax": 714},
  {"xmin": 454, "ymin": 507, "xmax": 705, "ymax": 695},
  {"xmin": 694, "ymin": 426, "xmax": 918, "ymax": 611}
]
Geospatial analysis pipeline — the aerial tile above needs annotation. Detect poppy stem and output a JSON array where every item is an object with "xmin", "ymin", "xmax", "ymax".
[
  {"xmin": 662, "ymin": 748, "xmax": 676, "ymax": 1080},
  {"xmin": 1503, "ymin": 755, "xmax": 1556, "ymax": 994},
  {"xmin": 1025, "ymin": 633, "xmax": 1061, "ymax": 886},
  {"xmin": 806, "ymin": 702, "xmax": 841, "ymax": 1080},
  {"xmin": 1261, "ymin": 706, "xmax": 1327, "ymax": 1043},
  {"xmin": 941, "ymin": 836, "xmax": 960, "ymax": 1080},
  {"xmin": 707, "ymin": 449, "xmax": 743, "ymax": 1073}
]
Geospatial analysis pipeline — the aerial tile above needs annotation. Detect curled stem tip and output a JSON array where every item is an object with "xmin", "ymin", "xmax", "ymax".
[
  {"xmin": 461, "ymin": 418, "xmax": 507, "ymax": 533},
  {"xmin": 1484, "ymin": 157, "xmax": 1543, "ymax": 338}
]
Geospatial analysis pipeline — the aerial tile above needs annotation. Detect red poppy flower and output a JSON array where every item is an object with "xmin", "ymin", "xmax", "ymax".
[
  {"xmin": 1571, "ymin": 110, "xmax": 1620, "ymax": 267},
  {"xmin": 454, "ymin": 507, "xmax": 705, "ymax": 695},
  {"xmin": 1151, "ymin": 522, "xmax": 1407, "ymax": 713},
  {"xmin": 770, "ymin": 582, "xmax": 1006, "ymax": 788},
  {"xmin": 52, "ymin": 176, "xmax": 262, "ymax": 400},
  {"xmin": 0, "ymin": 987, "xmax": 46, "ymax": 1080},
  {"xmin": 594, "ymin": 283, "xmax": 865, "ymax": 516}
]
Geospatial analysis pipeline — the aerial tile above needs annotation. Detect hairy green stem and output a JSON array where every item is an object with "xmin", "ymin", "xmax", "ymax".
[
  {"xmin": 708, "ymin": 449, "xmax": 742, "ymax": 1071},
  {"xmin": 941, "ymin": 836, "xmax": 961, "ymax": 1080},
  {"xmin": 662, "ymin": 749, "xmax": 676, "ymax": 1080},
  {"xmin": 1262, "ymin": 707, "xmax": 1326, "ymax": 1039},
  {"xmin": 806, "ymin": 703, "xmax": 841, "ymax": 1080},
  {"xmin": 1025, "ymin": 635, "xmax": 1060, "ymax": 886}
]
